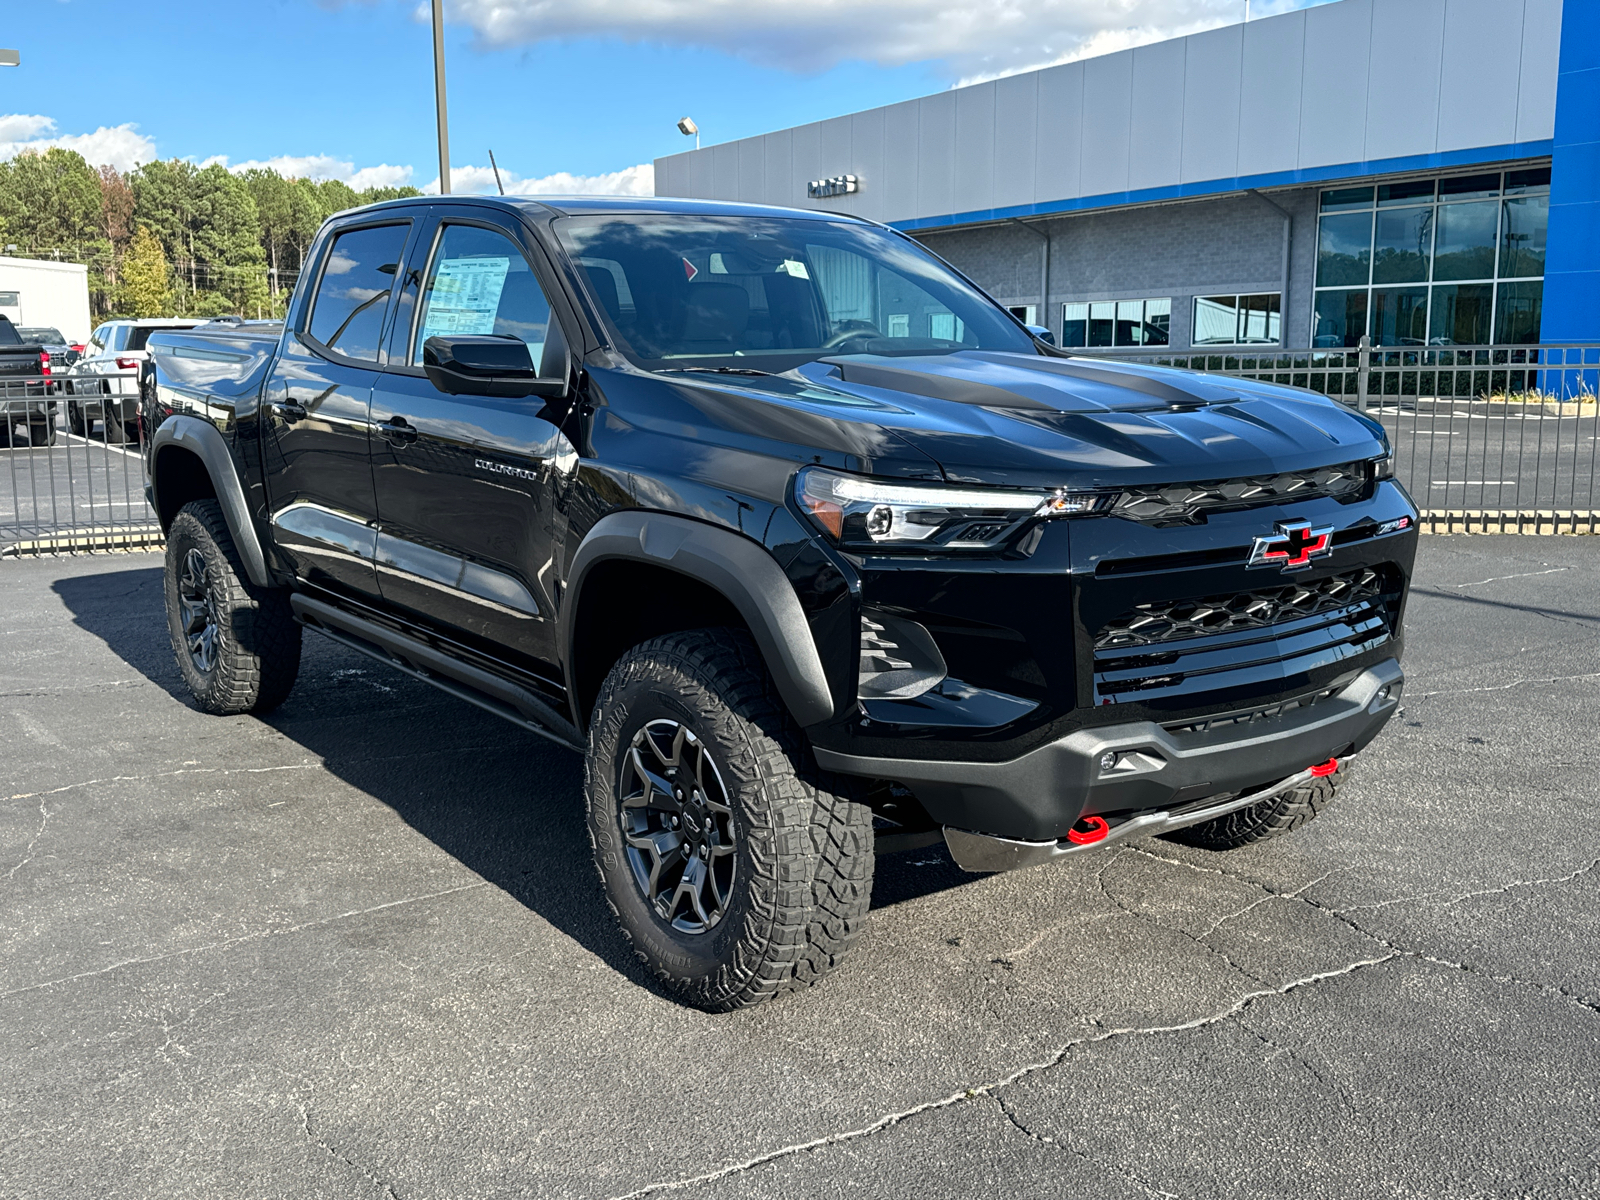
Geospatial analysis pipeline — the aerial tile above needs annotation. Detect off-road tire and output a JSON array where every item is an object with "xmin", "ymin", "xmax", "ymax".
[
  {"xmin": 68, "ymin": 403, "xmax": 85, "ymax": 437},
  {"xmin": 28, "ymin": 418, "xmax": 56, "ymax": 447},
  {"xmin": 785, "ymin": 769, "xmax": 874, "ymax": 993},
  {"xmin": 585, "ymin": 629, "xmax": 872, "ymax": 1011},
  {"xmin": 1163, "ymin": 765, "xmax": 1345, "ymax": 851},
  {"xmin": 164, "ymin": 499, "xmax": 302, "ymax": 715}
]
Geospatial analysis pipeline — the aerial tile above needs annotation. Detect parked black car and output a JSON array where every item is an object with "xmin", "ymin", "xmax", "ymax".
[
  {"xmin": 142, "ymin": 196, "xmax": 1417, "ymax": 1010},
  {"xmin": 0, "ymin": 315, "xmax": 58, "ymax": 447}
]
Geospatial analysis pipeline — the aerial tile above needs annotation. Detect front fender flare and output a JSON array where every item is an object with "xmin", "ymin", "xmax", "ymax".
[
  {"xmin": 149, "ymin": 415, "xmax": 270, "ymax": 588},
  {"xmin": 563, "ymin": 511, "xmax": 836, "ymax": 730}
]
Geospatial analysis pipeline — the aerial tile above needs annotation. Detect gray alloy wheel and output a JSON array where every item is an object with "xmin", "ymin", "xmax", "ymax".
[
  {"xmin": 176, "ymin": 547, "xmax": 220, "ymax": 675},
  {"xmin": 619, "ymin": 719, "xmax": 737, "ymax": 935}
]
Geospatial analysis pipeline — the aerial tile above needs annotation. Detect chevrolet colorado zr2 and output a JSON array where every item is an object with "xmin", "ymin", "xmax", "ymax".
[{"xmin": 140, "ymin": 195, "xmax": 1416, "ymax": 1011}]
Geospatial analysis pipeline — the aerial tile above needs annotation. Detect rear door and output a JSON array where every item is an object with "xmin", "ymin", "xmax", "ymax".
[
  {"xmin": 368, "ymin": 207, "xmax": 572, "ymax": 674},
  {"xmin": 261, "ymin": 217, "xmax": 417, "ymax": 598}
]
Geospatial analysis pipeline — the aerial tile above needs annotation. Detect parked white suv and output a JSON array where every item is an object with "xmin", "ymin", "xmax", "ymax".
[{"xmin": 65, "ymin": 318, "xmax": 198, "ymax": 442}]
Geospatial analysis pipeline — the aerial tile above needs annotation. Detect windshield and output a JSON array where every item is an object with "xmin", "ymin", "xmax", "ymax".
[{"xmin": 553, "ymin": 215, "xmax": 1035, "ymax": 371}]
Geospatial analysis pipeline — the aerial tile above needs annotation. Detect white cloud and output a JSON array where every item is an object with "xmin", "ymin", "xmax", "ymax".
[
  {"xmin": 439, "ymin": 0, "xmax": 1325, "ymax": 79},
  {"xmin": 0, "ymin": 113, "xmax": 157, "ymax": 171},
  {"xmin": 210, "ymin": 152, "xmax": 415, "ymax": 188},
  {"xmin": 422, "ymin": 162, "xmax": 654, "ymax": 197}
]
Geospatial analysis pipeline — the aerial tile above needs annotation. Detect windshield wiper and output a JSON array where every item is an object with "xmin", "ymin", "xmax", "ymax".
[{"xmin": 657, "ymin": 365, "xmax": 778, "ymax": 377}]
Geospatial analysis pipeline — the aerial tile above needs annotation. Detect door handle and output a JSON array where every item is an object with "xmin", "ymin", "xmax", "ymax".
[
  {"xmin": 272, "ymin": 398, "xmax": 308, "ymax": 422},
  {"xmin": 378, "ymin": 415, "xmax": 418, "ymax": 445}
]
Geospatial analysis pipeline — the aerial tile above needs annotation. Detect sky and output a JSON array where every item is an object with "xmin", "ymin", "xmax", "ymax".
[{"xmin": 3, "ymin": 0, "xmax": 1332, "ymax": 196}]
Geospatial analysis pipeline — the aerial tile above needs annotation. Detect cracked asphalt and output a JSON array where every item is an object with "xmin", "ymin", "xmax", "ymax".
[{"xmin": 2, "ymin": 536, "xmax": 1598, "ymax": 1199}]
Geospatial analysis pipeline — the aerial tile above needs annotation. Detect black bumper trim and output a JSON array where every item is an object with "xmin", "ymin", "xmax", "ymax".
[{"xmin": 814, "ymin": 659, "xmax": 1403, "ymax": 842}]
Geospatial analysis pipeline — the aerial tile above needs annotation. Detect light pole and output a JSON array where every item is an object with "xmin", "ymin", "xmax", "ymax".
[
  {"xmin": 431, "ymin": 0, "xmax": 450, "ymax": 194},
  {"xmin": 677, "ymin": 117, "xmax": 699, "ymax": 151}
]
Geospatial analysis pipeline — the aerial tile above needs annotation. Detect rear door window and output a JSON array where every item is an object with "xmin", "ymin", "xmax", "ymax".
[{"xmin": 308, "ymin": 223, "xmax": 411, "ymax": 362}]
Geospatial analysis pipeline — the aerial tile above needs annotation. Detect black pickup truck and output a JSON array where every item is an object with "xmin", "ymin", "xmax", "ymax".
[
  {"xmin": 0, "ymin": 314, "xmax": 58, "ymax": 447},
  {"xmin": 142, "ymin": 195, "xmax": 1417, "ymax": 1010}
]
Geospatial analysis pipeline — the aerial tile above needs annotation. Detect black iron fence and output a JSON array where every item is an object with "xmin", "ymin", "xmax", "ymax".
[
  {"xmin": 3, "ymin": 345, "xmax": 1597, "ymax": 556},
  {"xmin": 1082, "ymin": 342, "xmax": 1599, "ymax": 533},
  {"xmin": 1, "ymin": 375, "xmax": 162, "ymax": 555}
]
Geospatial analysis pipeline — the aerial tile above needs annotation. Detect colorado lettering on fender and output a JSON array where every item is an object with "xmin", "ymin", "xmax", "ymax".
[{"xmin": 475, "ymin": 458, "xmax": 540, "ymax": 482}]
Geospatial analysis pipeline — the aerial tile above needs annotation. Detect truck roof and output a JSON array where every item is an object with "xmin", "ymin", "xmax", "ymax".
[{"xmin": 344, "ymin": 194, "xmax": 871, "ymax": 224}]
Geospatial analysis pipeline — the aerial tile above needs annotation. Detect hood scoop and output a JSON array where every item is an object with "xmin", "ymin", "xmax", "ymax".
[{"xmin": 821, "ymin": 351, "xmax": 1241, "ymax": 415}]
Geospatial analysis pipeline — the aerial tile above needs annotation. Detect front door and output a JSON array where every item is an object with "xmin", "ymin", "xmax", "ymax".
[
  {"xmin": 261, "ymin": 219, "xmax": 415, "ymax": 598},
  {"xmin": 369, "ymin": 212, "xmax": 572, "ymax": 675}
]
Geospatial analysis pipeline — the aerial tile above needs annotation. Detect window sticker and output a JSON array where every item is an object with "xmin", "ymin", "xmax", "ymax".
[
  {"xmin": 420, "ymin": 257, "xmax": 510, "ymax": 341},
  {"xmin": 777, "ymin": 259, "xmax": 810, "ymax": 279}
]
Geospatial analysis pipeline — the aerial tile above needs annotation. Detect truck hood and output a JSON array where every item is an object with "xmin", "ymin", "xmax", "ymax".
[{"xmin": 789, "ymin": 351, "xmax": 1387, "ymax": 489}]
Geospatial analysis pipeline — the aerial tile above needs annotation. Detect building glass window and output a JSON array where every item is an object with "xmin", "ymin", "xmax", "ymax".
[
  {"xmin": 1060, "ymin": 298, "xmax": 1169, "ymax": 348},
  {"xmin": 1192, "ymin": 294, "xmax": 1280, "ymax": 345},
  {"xmin": 1312, "ymin": 168, "xmax": 1548, "ymax": 346}
]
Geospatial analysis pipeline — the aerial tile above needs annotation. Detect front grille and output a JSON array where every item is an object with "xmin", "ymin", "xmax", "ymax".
[
  {"xmin": 1095, "ymin": 567, "xmax": 1389, "ymax": 650},
  {"xmin": 1160, "ymin": 684, "xmax": 1343, "ymax": 736},
  {"xmin": 1091, "ymin": 567, "xmax": 1400, "ymax": 705},
  {"xmin": 1111, "ymin": 463, "xmax": 1367, "ymax": 525}
]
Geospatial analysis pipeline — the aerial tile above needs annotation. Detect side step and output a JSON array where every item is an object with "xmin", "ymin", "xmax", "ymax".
[{"xmin": 289, "ymin": 593, "xmax": 584, "ymax": 753}]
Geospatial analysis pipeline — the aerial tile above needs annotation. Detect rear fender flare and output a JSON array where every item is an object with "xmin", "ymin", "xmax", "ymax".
[
  {"xmin": 149, "ymin": 415, "xmax": 270, "ymax": 587},
  {"xmin": 563, "ymin": 511, "xmax": 836, "ymax": 731}
]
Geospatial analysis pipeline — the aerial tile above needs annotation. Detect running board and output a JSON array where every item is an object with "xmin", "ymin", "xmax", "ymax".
[{"xmin": 289, "ymin": 594, "xmax": 584, "ymax": 753}]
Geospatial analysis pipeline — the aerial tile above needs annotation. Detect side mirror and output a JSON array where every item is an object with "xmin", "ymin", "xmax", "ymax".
[
  {"xmin": 422, "ymin": 334, "xmax": 568, "ymax": 399},
  {"xmin": 1025, "ymin": 323, "xmax": 1057, "ymax": 346}
]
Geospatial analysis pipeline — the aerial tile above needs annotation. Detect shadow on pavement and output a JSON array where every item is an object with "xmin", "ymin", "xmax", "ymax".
[{"xmin": 52, "ymin": 566, "xmax": 979, "ymax": 982}]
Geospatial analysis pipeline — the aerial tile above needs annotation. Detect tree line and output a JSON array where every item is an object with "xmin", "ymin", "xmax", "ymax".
[{"xmin": 0, "ymin": 146, "xmax": 422, "ymax": 321}]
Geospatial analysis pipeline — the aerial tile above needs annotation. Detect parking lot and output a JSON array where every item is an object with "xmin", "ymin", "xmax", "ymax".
[{"xmin": 2, "ymin": 536, "xmax": 1597, "ymax": 1199}]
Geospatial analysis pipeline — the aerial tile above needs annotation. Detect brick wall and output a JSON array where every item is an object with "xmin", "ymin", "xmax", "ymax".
[{"xmin": 912, "ymin": 187, "xmax": 1322, "ymax": 349}]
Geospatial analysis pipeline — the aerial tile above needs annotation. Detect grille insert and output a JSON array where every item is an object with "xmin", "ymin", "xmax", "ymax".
[
  {"xmin": 1112, "ymin": 463, "xmax": 1366, "ymax": 524},
  {"xmin": 1095, "ymin": 568, "xmax": 1389, "ymax": 650}
]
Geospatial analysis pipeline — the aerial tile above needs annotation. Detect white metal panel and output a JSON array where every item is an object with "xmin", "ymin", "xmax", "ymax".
[
  {"xmin": 1437, "ymin": 0, "xmax": 1522, "ymax": 152},
  {"xmin": 1035, "ymin": 61, "xmax": 1084, "ymax": 204},
  {"xmin": 916, "ymin": 89, "xmax": 958, "ymax": 219},
  {"xmin": 954, "ymin": 81, "xmax": 997, "ymax": 216},
  {"xmin": 882, "ymin": 100, "xmax": 921, "ymax": 221},
  {"xmin": 1300, "ymin": 0, "xmax": 1372, "ymax": 168},
  {"xmin": 850, "ymin": 106, "xmax": 887, "ymax": 222},
  {"xmin": 1516, "ymin": 0, "xmax": 1563, "ymax": 143},
  {"xmin": 0, "ymin": 258, "xmax": 91, "ymax": 343},
  {"xmin": 1181, "ymin": 23, "xmax": 1243, "ymax": 185},
  {"xmin": 712, "ymin": 142, "xmax": 740, "ymax": 201},
  {"xmin": 1081, "ymin": 49, "xmax": 1134, "ymax": 196},
  {"xmin": 1237, "ymin": 10, "xmax": 1305, "ymax": 178},
  {"xmin": 737, "ymin": 138, "xmax": 764, "ymax": 203},
  {"xmin": 791, "ymin": 120, "xmax": 824, "ymax": 211},
  {"xmin": 688, "ymin": 145, "xmax": 715, "ymax": 198},
  {"xmin": 653, "ymin": 152, "xmax": 690, "ymax": 198},
  {"xmin": 992, "ymin": 71, "xmax": 1039, "ymax": 211},
  {"xmin": 820, "ymin": 115, "xmax": 852, "ymax": 180},
  {"xmin": 1129, "ymin": 38, "xmax": 1186, "ymax": 192},
  {"xmin": 764, "ymin": 129, "xmax": 794, "ymax": 210},
  {"xmin": 1365, "ymin": 0, "xmax": 1446, "ymax": 162}
]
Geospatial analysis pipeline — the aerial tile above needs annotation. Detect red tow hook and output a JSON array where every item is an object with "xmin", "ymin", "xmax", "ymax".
[
  {"xmin": 1067, "ymin": 815, "xmax": 1111, "ymax": 845},
  {"xmin": 1310, "ymin": 758, "xmax": 1340, "ymax": 778}
]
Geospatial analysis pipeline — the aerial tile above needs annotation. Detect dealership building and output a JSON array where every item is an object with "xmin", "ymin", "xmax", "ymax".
[{"xmin": 654, "ymin": 0, "xmax": 1597, "ymax": 352}]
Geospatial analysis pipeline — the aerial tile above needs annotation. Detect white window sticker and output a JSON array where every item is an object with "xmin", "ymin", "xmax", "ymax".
[
  {"xmin": 420, "ymin": 257, "xmax": 510, "ymax": 341},
  {"xmin": 777, "ymin": 259, "xmax": 810, "ymax": 279}
]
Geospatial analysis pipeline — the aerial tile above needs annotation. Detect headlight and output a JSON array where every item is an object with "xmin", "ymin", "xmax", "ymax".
[
  {"xmin": 795, "ymin": 466, "xmax": 1111, "ymax": 551},
  {"xmin": 1369, "ymin": 451, "xmax": 1395, "ymax": 481}
]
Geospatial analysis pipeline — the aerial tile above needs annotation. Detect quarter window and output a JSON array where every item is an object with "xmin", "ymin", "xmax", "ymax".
[
  {"xmin": 413, "ymin": 224, "xmax": 555, "ymax": 373},
  {"xmin": 308, "ymin": 223, "xmax": 410, "ymax": 362}
]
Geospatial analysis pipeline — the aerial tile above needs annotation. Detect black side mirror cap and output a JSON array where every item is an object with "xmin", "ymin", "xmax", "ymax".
[{"xmin": 422, "ymin": 334, "xmax": 568, "ymax": 399}]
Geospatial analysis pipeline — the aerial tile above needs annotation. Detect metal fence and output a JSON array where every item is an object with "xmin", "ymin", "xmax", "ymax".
[
  {"xmin": 1, "ymin": 375, "xmax": 162, "ymax": 556},
  {"xmin": 3, "ymin": 345, "xmax": 1597, "ymax": 556},
  {"xmin": 1081, "ymin": 342, "xmax": 1600, "ymax": 533}
]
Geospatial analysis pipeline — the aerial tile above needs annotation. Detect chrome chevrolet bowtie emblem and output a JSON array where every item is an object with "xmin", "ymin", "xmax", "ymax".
[{"xmin": 1248, "ymin": 519, "xmax": 1334, "ymax": 572}]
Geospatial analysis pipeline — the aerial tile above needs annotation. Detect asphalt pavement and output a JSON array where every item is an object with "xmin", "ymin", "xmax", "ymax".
[{"xmin": 2, "ymin": 538, "xmax": 1597, "ymax": 1199}]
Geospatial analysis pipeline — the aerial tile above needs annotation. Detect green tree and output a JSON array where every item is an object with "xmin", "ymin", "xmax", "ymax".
[
  {"xmin": 115, "ymin": 225, "xmax": 172, "ymax": 317},
  {"xmin": 0, "ymin": 147, "xmax": 108, "ymax": 262},
  {"xmin": 241, "ymin": 167, "xmax": 296, "ymax": 299},
  {"xmin": 358, "ymin": 184, "xmax": 423, "ymax": 205},
  {"xmin": 192, "ymin": 164, "xmax": 267, "ymax": 314},
  {"xmin": 314, "ymin": 179, "xmax": 360, "ymax": 219},
  {"xmin": 131, "ymin": 159, "xmax": 201, "ymax": 304}
]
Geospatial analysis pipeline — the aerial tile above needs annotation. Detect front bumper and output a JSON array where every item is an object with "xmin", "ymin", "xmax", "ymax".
[{"xmin": 814, "ymin": 658, "xmax": 1402, "ymax": 843}]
